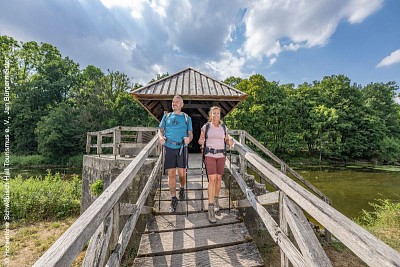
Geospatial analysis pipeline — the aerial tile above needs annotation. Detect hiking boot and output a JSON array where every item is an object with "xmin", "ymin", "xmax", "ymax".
[
  {"xmin": 208, "ymin": 204, "xmax": 216, "ymax": 223},
  {"xmin": 178, "ymin": 187, "xmax": 185, "ymax": 201},
  {"xmin": 214, "ymin": 197, "xmax": 220, "ymax": 213},
  {"xmin": 169, "ymin": 197, "xmax": 178, "ymax": 213}
]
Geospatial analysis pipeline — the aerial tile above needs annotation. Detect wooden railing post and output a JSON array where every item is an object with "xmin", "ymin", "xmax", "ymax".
[
  {"xmin": 97, "ymin": 132, "xmax": 102, "ymax": 155},
  {"xmin": 113, "ymin": 128, "xmax": 121, "ymax": 157},
  {"xmin": 279, "ymin": 191, "xmax": 290, "ymax": 267},
  {"xmin": 281, "ymin": 162, "xmax": 287, "ymax": 174},
  {"xmin": 86, "ymin": 134, "xmax": 92, "ymax": 154},
  {"xmin": 109, "ymin": 204, "xmax": 120, "ymax": 255},
  {"xmin": 137, "ymin": 131, "xmax": 143, "ymax": 143},
  {"xmin": 239, "ymin": 131, "xmax": 246, "ymax": 175}
]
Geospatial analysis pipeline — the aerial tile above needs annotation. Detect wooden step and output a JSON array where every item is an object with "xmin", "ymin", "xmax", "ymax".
[
  {"xmin": 132, "ymin": 242, "xmax": 264, "ymax": 267},
  {"xmin": 160, "ymin": 180, "xmax": 226, "ymax": 190},
  {"xmin": 144, "ymin": 212, "xmax": 240, "ymax": 233},
  {"xmin": 156, "ymin": 189, "xmax": 228, "ymax": 201},
  {"xmin": 154, "ymin": 198, "xmax": 233, "ymax": 215},
  {"xmin": 136, "ymin": 222, "xmax": 252, "ymax": 257}
]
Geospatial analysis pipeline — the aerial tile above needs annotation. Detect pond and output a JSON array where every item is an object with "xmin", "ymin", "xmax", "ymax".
[{"xmin": 295, "ymin": 166, "xmax": 400, "ymax": 219}]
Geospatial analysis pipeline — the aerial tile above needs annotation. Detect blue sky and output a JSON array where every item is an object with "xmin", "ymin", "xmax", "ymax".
[{"xmin": 1, "ymin": 0, "xmax": 399, "ymax": 98}]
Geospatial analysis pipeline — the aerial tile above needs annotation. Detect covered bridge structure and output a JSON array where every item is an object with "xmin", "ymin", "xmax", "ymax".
[{"xmin": 131, "ymin": 67, "xmax": 247, "ymax": 152}]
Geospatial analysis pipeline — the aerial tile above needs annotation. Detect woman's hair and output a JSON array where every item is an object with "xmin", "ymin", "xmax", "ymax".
[{"xmin": 208, "ymin": 106, "xmax": 222, "ymax": 124}]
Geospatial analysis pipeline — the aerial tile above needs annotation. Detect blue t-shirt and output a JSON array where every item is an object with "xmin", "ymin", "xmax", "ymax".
[{"xmin": 159, "ymin": 112, "xmax": 193, "ymax": 149}]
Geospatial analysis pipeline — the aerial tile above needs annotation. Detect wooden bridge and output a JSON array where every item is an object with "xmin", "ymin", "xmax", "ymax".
[{"xmin": 34, "ymin": 127, "xmax": 400, "ymax": 267}]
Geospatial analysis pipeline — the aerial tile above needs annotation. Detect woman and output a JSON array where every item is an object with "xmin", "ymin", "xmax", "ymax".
[{"xmin": 198, "ymin": 106, "xmax": 233, "ymax": 223}]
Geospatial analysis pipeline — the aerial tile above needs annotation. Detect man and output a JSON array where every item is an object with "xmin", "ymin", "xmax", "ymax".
[{"xmin": 159, "ymin": 95, "xmax": 193, "ymax": 213}]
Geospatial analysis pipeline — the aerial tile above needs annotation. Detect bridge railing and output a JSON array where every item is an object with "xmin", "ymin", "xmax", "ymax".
[
  {"xmin": 86, "ymin": 126, "xmax": 158, "ymax": 157},
  {"xmin": 229, "ymin": 130, "xmax": 331, "ymax": 204},
  {"xmin": 229, "ymin": 136, "xmax": 400, "ymax": 267},
  {"xmin": 34, "ymin": 134, "xmax": 161, "ymax": 267}
]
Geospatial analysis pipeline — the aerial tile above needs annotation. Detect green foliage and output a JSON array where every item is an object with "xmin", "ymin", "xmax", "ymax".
[
  {"xmin": 90, "ymin": 179, "xmax": 103, "ymax": 197},
  {"xmin": 0, "ymin": 171, "xmax": 81, "ymax": 222},
  {"xmin": 357, "ymin": 199, "xmax": 400, "ymax": 228},
  {"xmin": 66, "ymin": 154, "xmax": 83, "ymax": 168},
  {"xmin": 378, "ymin": 137, "xmax": 400, "ymax": 164},
  {"xmin": 0, "ymin": 154, "xmax": 46, "ymax": 167},
  {"xmin": 35, "ymin": 102, "xmax": 85, "ymax": 162}
]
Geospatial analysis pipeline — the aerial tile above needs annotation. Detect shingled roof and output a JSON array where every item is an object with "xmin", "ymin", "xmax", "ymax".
[{"xmin": 132, "ymin": 67, "xmax": 247, "ymax": 121}]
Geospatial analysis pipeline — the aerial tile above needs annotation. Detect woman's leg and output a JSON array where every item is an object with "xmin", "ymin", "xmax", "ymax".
[
  {"xmin": 205, "ymin": 157, "xmax": 217, "ymax": 222},
  {"xmin": 213, "ymin": 157, "xmax": 225, "ymax": 202}
]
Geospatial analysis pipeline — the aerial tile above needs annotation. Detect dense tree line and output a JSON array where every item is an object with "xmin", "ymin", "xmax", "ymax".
[
  {"xmin": 224, "ymin": 75, "xmax": 400, "ymax": 163},
  {"xmin": 1, "ymin": 36, "xmax": 400, "ymax": 164},
  {"xmin": 0, "ymin": 36, "xmax": 156, "ymax": 163}
]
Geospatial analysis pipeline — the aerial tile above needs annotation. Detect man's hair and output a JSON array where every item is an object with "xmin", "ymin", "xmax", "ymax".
[{"xmin": 173, "ymin": 95, "xmax": 183, "ymax": 101}]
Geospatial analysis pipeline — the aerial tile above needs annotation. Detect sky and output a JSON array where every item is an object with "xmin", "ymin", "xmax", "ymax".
[{"xmin": 1, "ymin": 0, "xmax": 400, "ymax": 99}]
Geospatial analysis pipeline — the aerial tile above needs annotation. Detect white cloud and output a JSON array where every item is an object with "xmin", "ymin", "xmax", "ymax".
[
  {"xmin": 376, "ymin": 49, "xmax": 400, "ymax": 68},
  {"xmin": 100, "ymin": 0, "xmax": 147, "ymax": 19},
  {"xmin": 242, "ymin": 0, "xmax": 383, "ymax": 59},
  {"xmin": 204, "ymin": 51, "xmax": 246, "ymax": 80}
]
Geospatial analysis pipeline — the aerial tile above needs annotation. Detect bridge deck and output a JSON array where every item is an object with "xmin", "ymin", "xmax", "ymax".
[{"xmin": 132, "ymin": 165, "xmax": 264, "ymax": 266}]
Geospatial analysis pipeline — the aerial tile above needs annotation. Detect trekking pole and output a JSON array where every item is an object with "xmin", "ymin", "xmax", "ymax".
[
  {"xmin": 183, "ymin": 140, "xmax": 189, "ymax": 217},
  {"xmin": 200, "ymin": 146, "xmax": 204, "ymax": 211},
  {"xmin": 159, "ymin": 144, "xmax": 164, "ymax": 211},
  {"xmin": 228, "ymin": 149, "xmax": 231, "ymax": 213}
]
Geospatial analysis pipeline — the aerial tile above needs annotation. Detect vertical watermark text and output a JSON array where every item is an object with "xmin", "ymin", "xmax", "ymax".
[{"xmin": 3, "ymin": 56, "xmax": 11, "ymax": 266}]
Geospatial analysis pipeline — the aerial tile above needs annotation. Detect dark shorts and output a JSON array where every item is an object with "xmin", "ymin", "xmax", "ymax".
[
  {"xmin": 164, "ymin": 146, "xmax": 187, "ymax": 171},
  {"xmin": 205, "ymin": 156, "xmax": 226, "ymax": 175}
]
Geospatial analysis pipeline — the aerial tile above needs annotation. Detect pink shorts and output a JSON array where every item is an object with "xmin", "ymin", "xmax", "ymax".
[{"xmin": 205, "ymin": 156, "xmax": 226, "ymax": 175}]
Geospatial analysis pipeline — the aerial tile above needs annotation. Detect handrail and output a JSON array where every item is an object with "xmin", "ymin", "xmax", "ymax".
[
  {"xmin": 33, "ymin": 135, "xmax": 159, "ymax": 267},
  {"xmin": 243, "ymin": 131, "xmax": 331, "ymax": 204},
  {"xmin": 233, "ymin": 140, "xmax": 400, "ymax": 267},
  {"xmin": 86, "ymin": 126, "xmax": 158, "ymax": 156}
]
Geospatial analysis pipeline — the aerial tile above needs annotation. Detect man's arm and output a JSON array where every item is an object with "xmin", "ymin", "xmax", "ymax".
[{"xmin": 158, "ymin": 128, "xmax": 166, "ymax": 145}]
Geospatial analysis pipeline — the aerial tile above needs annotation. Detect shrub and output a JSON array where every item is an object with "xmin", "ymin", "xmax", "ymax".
[
  {"xmin": 0, "ymin": 171, "xmax": 81, "ymax": 222},
  {"xmin": 90, "ymin": 179, "xmax": 103, "ymax": 197}
]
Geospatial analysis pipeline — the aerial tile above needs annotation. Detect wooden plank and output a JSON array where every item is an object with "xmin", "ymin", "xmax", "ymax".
[
  {"xmin": 234, "ymin": 191, "xmax": 279, "ymax": 208},
  {"xmin": 234, "ymin": 142, "xmax": 400, "ymax": 267},
  {"xmin": 225, "ymin": 159, "xmax": 307, "ymax": 267},
  {"xmin": 106, "ymin": 153, "xmax": 162, "ymax": 267},
  {"xmin": 283, "ymin": 196, "xmax": 332, "ymax": 267},
  {"xmin": 136, "ymin": 223, "xmax": 250, "ymax": 257},
  {"xmin": 82, "ymin": 211, "xmax": 113, "ymax": 267},
  {"xmin": 144, "ymin": 212, "xmax": 240, "ymax": 233},
  {"xmin": 33, "ymin": 136, "xmax": 159, "ymax": 267},
  {"xmin": 132, "ymin": 242, "xmax": 264, "ymax": 267},
  {"xmin": 154, "ymin": 198, "xmax": 231, "ymax": 215},
  {"xmin": 156, "ymin": 189, "xmax": 228, "ymax": 201},
  {"xmin": 159, "ymin": 180, "xmax": 225, "ymax": 190},
  {"xmin": 119, "ymin": 203, "xmax": 153, "ymax": 215}
]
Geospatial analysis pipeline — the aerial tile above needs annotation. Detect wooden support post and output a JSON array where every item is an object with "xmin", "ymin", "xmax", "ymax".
[
  {"xmin": 113, "ymin": 128, "xmax": 121, "ymax": 158},
  {"xmin": 281, "ymin": 162, "xmax": 287, "ymax": 175},
  {"xmin": 97, "ymin": 132, "xmax": 102, "ymax": 155},
  {"xmin": 82, "ymin": 211, "xmax": 114, "ymax": 267},
  {"xmin": 239, "ymin": 131, "xmax": 246, "ymax": 175},
  {"xmin": 86, "ymin": 134, "xmax": 92, "ymax": 154},
  {"xmin": 137, "ymin": 131, "xmax": 143, "ymax": 143},
  {"xmin": 279, "ymin": 191, "xmax": 290, "ymax": 267},
  {"xmin": 109, "ymin": 204, "xmax": 120, "ymax": 255}
]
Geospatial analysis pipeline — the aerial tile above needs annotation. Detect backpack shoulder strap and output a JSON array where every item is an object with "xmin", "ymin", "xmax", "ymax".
[{"xmin": 162, "ymin": 112, "xmax": 171, "ymax": 129}]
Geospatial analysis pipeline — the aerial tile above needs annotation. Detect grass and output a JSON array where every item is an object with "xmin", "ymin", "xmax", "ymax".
[
  {"xmin": 356, "ymin": 199, "xmax": 400, "ymax": 251},
  {"xmin": 0, "ymin": 217, "xmax": 85, "ymax": 267}
]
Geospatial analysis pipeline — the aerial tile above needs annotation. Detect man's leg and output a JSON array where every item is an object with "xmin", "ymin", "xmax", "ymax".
[
  {"xmin": 168, "ymin": 168, "xmax": 177, "ymax": 197},
  {"xmin": 168, "ymin": 168, "xmax": 179, "ymax": 212},
  {"xmin": 177, "ymin": 168, "xmax": 186, "ymax": 200}
]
